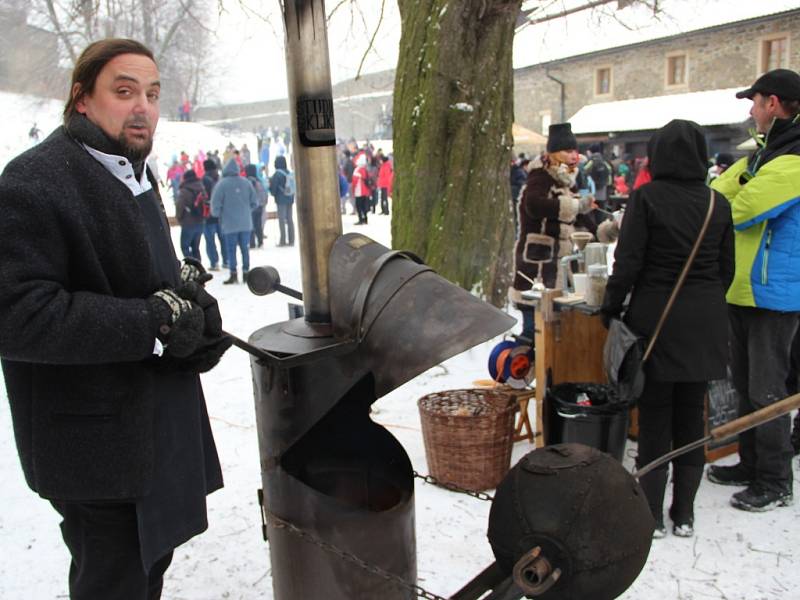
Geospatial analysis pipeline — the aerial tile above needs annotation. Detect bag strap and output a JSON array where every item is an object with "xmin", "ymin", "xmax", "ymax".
[{"xmin": 642, "ymin": 189, "xmax": 715, "ymax": 363}]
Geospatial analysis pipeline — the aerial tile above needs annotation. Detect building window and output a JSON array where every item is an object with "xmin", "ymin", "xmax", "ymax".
[
  {"xmin": 540, "ymin": 110, "xmax": 552, "ymax": 136},
  {"xmin": 666, "ymin": 53, "xmax": 687, "ymax": 87},
  {"xmin": 595, "ymin": 67, "xmax": 612, "ymax": 97},
  {"xmin": 761, "ymin": 35, "xmax": 789, "ymax": 72}
]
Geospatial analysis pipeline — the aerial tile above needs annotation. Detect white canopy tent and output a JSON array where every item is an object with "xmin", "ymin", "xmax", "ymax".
[{"xmin": 568, "ymin": 88, "xmax": 751, "ymax": 135}]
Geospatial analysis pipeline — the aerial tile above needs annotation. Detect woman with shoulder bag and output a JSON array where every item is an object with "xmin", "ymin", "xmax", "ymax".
[{"xmin": 600, "ymin": 120, "xmax": 734, "ymax": 539}]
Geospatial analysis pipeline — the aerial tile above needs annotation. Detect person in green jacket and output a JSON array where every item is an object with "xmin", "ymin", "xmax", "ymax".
[{"xmin": 707, "ymin": 69, "xmax": 800, "ymax": 512}]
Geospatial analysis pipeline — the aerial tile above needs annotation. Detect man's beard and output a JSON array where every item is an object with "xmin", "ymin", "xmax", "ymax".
[{"xmin": 117, "ymin": 117, "xmax": 154, "ymax": 162}]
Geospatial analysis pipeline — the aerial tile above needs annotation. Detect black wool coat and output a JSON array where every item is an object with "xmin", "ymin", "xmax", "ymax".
[
  {"xmin": 601, "ymin": 120, "xmax": 735, "ymax": 382},
  {"xmin": 0, "ymin": 126, "xmax": 216, "ymax": 501}
]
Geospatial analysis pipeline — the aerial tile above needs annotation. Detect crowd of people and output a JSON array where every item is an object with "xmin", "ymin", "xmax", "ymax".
[
  {"xmin": 510, "ymin": 68, "xmax": 800, "ymax": 542},
  {"xmin": 158, "ymin": 137, "xmax": 290, "ymax": 285},
  {"xmin": 160, "ymin": 135, "xmax": 394, "ymax": 285},
  {"xmin": 338, "ymin": 140, "xmax": 394, "ymax": 224}
]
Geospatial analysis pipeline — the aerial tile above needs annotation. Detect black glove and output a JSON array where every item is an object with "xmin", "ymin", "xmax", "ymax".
[
  {"xmin": 162, "ymin": 280, "xmax": 232, "ymax": 372},
  {"xmin": 160, "ymin": 335, "xmax": 234, "ymax": 373},
  {"xmin": 600, "ymin": 311, "xmax": 619, "ymax": 330},
  {"xmin": 180, "ymin": 257, "xmax": 213, "ymax": 286},
  {"xmin": 148, "ymin": 289, "xmax": 204, "ymax": 358},
  {"xmin": 176, "ymin": 281, "xmax": 223, "ymax": 337}
]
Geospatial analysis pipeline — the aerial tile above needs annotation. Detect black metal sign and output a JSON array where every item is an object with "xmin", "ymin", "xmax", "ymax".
[{"xmin": 297, "ymin": 95, "xmax": 336, "ymax": 146}]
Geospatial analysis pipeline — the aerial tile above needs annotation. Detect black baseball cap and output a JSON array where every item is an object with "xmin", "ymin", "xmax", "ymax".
[{"xmin": 736, "ymin": 69, "xmax": 800, "ymax": 101}]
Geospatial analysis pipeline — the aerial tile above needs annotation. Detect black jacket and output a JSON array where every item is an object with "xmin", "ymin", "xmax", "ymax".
[
  {"xmin": 602, "ymin": 120, "xmax": 735, "ymax": 382},
  {"xmin": 0, "ymin": 126, "xmax": 218, "ymax": 500}
]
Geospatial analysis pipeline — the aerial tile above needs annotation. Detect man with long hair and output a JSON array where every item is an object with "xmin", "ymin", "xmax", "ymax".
[{"xmin": 0, "ymin": 39, "xmax": 231, "ymax": 598}]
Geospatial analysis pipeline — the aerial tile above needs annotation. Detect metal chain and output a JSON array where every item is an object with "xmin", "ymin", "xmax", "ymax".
[
  {"xmin": 413, "ymin": 471, "xmax": 495, "ymax": 502},
  {"xmin": 265, "ymin": 510, "xmax": 449, "ymax": 600},
  {"xmin": 258, "ymin": 474, "xmax": 492, "ymax": 600}
]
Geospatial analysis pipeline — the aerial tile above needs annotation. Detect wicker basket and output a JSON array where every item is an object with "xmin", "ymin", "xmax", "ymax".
[{"xmin": 418, "ymin": 388, "xmax": 516, "ymax": 491}]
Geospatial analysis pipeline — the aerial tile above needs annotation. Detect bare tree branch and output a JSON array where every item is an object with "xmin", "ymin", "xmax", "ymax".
[
  {"xmin": 354, "ymin": 0, "xmax": 386, "ymax": 81},
  {"xmin": 327, "ymin": 0, "xmax": 350, "ymax": 20},
  {"xmin": 45, "ymin": 0, "xmax": 79, "ymax": 63}
]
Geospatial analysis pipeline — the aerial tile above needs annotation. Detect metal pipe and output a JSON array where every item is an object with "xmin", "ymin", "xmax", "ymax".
[
  {"xmin": 281, "ymin": 0, "xmax": 342, "ymax": 323},
  {"xmin": 545, "ymin": 70, "xmax": 565, "ymax": 122}
]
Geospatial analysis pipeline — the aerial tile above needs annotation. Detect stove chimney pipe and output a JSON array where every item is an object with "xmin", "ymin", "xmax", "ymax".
[{"xmin": 281, "ymin": 0, "xmax": 342, "ymax": 323}]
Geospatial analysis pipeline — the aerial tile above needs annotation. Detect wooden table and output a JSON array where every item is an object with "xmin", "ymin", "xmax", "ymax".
[
  {"xmin": 533, "ymin": 289, "xmax": 608, "ymax": 447},
  {"xmin": 529, "ymin": 288, "xmax": 737, "ymax": 461}
]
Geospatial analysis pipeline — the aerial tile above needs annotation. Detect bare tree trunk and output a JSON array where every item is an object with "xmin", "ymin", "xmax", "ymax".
[
  {"xmin": 392, "ymin": 0, "xmax": 521, "ymax": 307},
  {"xmin": 45, "ymin": 0, "xmax": 78, "ymax": 64},
  {"xmin": 141, "ymin": 0, "xmax": 155, "ymax": 48}
]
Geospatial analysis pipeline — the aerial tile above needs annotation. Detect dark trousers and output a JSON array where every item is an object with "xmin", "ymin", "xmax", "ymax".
[
  {"xmin": 729, "ymin": 305, "xmax": 798, "ymax": 493},
  {"xmin": 51, "ymin": 501, "xmax": 174, "ymax": 600},
  {"xmin": 224, "ymin": 231, "xmax": 251, "ymax": 275},
  {"xmin": 250, "ymin": 206, "xmax": 264, "ymax": 247},
  {"xmin": 277, "ymin": 203, "xmax": 295, "ymax": 245},
  {"xmin": 636, "ymin": 380, "xmax": 707, "ymax": 524},
  {"xmin": 380, "ymin": 187, "xmax": 390, "ymax": 214},
  {"xmin": 179, "ymin": 223, "xmax": 203, "ymax": 261},
  {"xmin": 355, "ymin": 196, "xmax": 370, "ymax": 224},
  {"xmin": 203, "ymin": 220, "xmax": 227, "ymax": 268}
]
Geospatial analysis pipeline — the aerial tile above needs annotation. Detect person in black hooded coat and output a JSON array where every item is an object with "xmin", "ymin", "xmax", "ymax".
[{"xmin": 601, "ymin": 119, "xmax": 734, "ymax": 538}]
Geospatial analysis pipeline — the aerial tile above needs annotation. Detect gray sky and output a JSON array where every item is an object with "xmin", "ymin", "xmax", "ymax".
[{"xmin": 208, "ymin": 0, "xmax": 800, "ymax": 106}]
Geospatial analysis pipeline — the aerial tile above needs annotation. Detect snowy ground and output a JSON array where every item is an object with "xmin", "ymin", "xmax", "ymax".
[{"xmin": 1, "ymin": 116, "xmax": 799, "ymax": 599}]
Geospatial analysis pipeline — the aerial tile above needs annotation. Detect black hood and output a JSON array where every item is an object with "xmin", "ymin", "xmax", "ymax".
[{"xmin": 648, "ymin": 119, "xmax": 708, "ymax": 182}]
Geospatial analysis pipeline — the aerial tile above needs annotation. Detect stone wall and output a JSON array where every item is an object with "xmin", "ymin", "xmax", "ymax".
[
  {"xmin": 193, "ymin": 8, "xmax": 800, "ymax": 147},
  {"xmin": 0, "ymin": 10, "xmax": 68, "ymax": 99},
  {"xmin": 194, "ymin": 69, "xmax": 394, "ymax": 140},
  {"xmin": 513, "ymin": 8, "xmax": 800, "ymax": 137}
]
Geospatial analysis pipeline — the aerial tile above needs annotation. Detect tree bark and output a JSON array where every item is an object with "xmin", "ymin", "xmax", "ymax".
[{"xmin": 393, "ymin": 0, "xmax": 521, "ymax": 307}]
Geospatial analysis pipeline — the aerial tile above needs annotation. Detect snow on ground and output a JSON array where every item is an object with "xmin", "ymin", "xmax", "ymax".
[{"xmin": 1, "ymin": 111, "xmax": 799, "ymax": 600}]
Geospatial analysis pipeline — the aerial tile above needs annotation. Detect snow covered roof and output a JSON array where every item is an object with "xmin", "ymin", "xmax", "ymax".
[{"xmin": 568, "ymin": 88, "xmax": 751, "ymax": 135}]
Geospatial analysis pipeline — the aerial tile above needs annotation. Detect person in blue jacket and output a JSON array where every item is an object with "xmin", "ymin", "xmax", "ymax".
[
  {"xmin": 708, "ymin": 69, "xmax": 800, "ymax": 512},
  {"xmin": 269, "ymin": 155, "xmax": 295, "ymax": 247},
  {"xmin": 210, "ymin": 159, "xmax": 258, "ymax": 284}
]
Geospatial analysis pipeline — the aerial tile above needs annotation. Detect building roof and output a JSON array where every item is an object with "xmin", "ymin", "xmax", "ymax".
[{"xmin": 568, "ymin": 88, "xmax": 750, "ymax": 135}]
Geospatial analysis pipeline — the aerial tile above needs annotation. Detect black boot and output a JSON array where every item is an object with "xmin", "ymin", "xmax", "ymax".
[
  {"xmin": 670, "ymin": 465, "xmax": 703, "ymax": 536},
  {"xmin": 223, "ymin": 272, "xmax": 238, "ymax": 285},
  {"xmin": 637, "ymin": 462, "xmax": 667, "ymax": 534},
  {"xmin": 242, "ymin": 270, "xmax": 249, "ymax": 284},
  {"xmin": 791, "ymin": 411, "xmax": 800, "ymax": 455}
]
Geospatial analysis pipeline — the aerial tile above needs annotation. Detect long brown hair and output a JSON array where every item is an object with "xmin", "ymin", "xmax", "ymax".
[{"xmin": 63, "ymin": 39, "xmax": 156, "ymax": 124}]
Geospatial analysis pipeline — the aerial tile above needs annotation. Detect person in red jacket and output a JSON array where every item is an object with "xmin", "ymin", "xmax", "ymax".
[
  {"xmin": 633, "ymin": 157, "xmax": 652, "ymax": 190},
  {"xmin": 377, "ymin": 154, "xmax": 393, "ymax": 215},
  {"xmin": 351, "ymin": 153, "xmax": 373, "ymax": 225}
]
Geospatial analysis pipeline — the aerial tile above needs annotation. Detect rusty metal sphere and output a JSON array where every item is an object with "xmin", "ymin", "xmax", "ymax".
[{"xmin": 487, "ymin": 444, "xmax": 654, "ymax": 599}]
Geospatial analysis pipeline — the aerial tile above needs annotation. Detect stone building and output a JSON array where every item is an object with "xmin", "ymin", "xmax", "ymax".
[
  {"xmin": 0, "ymin": 4, "xmax": 68, "ymax": 98},
  {"xmin": 513, "ymin": 7, "xmax": 800, "ymax": 158},
  {"xmin": 198, "ymin": 7, "xmax": 800, "ymax": 156},
  {"xmin": 194, "ymin": 70, "xmax": 394, "ymax": 142}
]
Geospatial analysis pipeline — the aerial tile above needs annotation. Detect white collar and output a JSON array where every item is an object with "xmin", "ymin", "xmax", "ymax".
[{"xmin": 82, "ymin": 144, "xmax": 152, "ymax": 196}]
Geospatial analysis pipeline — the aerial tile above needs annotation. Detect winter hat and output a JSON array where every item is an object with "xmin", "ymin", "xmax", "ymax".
[
  {"xmin": 547, "ymin": 123, "xmax": 577, "ymax": 153},
  {"xmin": 736, "ymin": 69, "xmax": 800, "ymax": 101},
  {"xmin": 203, "ymin": 158, "xmax": 217, "ymax": 171}
]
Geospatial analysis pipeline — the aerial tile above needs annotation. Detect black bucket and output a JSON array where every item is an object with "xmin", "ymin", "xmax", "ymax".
[{"xmin": 545, "ymin": 383, "xmax": 629, "ymax": 462}]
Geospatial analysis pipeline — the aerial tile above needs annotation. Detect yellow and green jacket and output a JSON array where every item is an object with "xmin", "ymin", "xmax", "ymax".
[{"xmin": 711, "ymin": 116, "xmax": 800, "ymax": 310}]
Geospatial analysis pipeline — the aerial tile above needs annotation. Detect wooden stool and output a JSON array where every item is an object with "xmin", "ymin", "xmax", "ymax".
[
  {"xmin": 510, "ymin": 388, "xmax": 537, "ymax": 443},
  {"xmin": 473, "ymin": 380, "xmax": 538, "ymax": 443}
]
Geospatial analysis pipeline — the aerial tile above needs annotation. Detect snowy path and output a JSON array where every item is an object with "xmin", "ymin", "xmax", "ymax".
[{"xmin": 1, "ymin": 211, "xmax": 798, "ymax": 599}]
